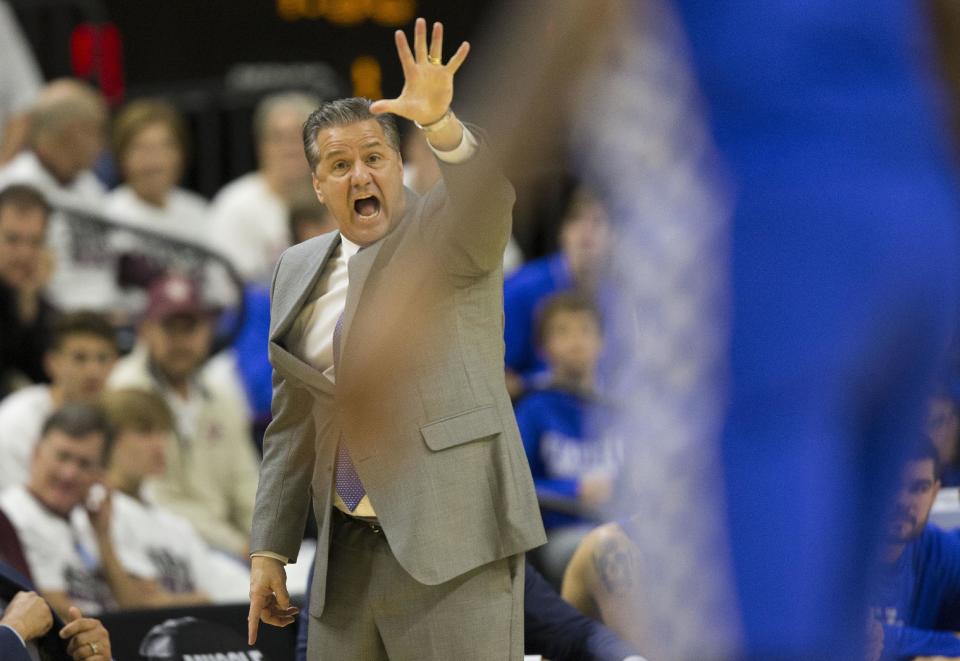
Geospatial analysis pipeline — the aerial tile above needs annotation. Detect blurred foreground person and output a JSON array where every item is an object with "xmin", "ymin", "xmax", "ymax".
[
  {"xmin": 579, "ymin": 0, "xmax": 960, "ymax": 657},
  {"xmin": 208, "ymin": 91, "xmax": 318, "ymax": 284},
  {"xmin": 871, "ymin": 441, "xmax": 960, "ymax": 659},
  {"xmin": 0, "ymin": 560, "xmax": 112, "ymax": 661},
  {"xmin": 0, "ymin": 183, "xmax": 54, "ymax": 397},
  {"xmin": 106, "ymin": 99, "xmax": 208, "ymax": 245},
  {"xmin": 109, "ymin": 274, "xmax": 259, "ymax": 557},
  {"xmin": 0, "ymin": 311, "xmax": 117, "ymax": 488},
  {"xmin": 248, "ymin": 18, "xmax": 544, "ymax": 659}
]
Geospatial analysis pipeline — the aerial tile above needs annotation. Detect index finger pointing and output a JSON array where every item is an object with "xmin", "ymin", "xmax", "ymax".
[{"xmin": 248, "ymin": 595, "xmax": 264, "ymax": 645}]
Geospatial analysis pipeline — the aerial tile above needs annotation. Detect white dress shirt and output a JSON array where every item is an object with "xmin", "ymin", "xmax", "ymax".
[{"xmin": 287, "ymin": 236, "xmax": 361, "ymax": 385}]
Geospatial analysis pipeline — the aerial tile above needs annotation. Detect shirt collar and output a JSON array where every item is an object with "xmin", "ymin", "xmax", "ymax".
[{"xmin": 340, "ymin": 235, "xmax": 362, "ymax": 259}]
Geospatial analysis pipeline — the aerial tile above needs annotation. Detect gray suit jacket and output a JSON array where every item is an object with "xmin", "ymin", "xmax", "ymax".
[{"xmin": 250, "ymin": 137, "xmax": 546, "ymax": 617}]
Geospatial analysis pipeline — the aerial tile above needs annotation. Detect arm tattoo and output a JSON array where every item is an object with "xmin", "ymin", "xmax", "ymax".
[{"xmin": 592, "ymin": 534, "xmax": 636, "ymax": 596}]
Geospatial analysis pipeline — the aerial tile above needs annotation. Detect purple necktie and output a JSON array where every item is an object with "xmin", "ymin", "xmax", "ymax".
[{"xmin": 332, "ymin": 310, "xmax": 366, "ymax": 511}]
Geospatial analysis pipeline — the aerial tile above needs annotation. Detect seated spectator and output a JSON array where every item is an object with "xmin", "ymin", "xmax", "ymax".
[
  {"xmin": 208, "ymin": 91, "xmax": 318, "ymax": 284},
  {"xmin": 927, "ymin": 383, "xmax": 960, "ymax": 486},
  {"xmin": 0, "ymin": 79, "xmax": 117, "ymax": 312},
  {"xmin": 0, "ymin": 404, "xmax": 161, "ymax": 617},
  {"xmin": 561, "ymin": 515, "xmax": 644, "ymax": 652},
  {"xmin": 101, "ymin": 388, "xmax": 250, "ymax": 604},
  {"xmin": 504, "ymin": 185, "xmax": 609, "ymax": 395},
  {"xmin": 0, "ymin": 79, "xmax": 106, "ymax": 205},
  {"xmin": 288, "ymin": 196, "xmax": 336, "ymax": 245},
  {"xmin": 108, "ymin": 273, "xmax": 259, "ymax": 557},
  {"xmin": 105, "ymin": 99, "xmax": 208, "ymax": 245},
  {"xmin": 0, "ymin": 310, "xmax": 117, "ymax": 488},
  {"xmin": 227, "ymin": 195, "xmax": 335, "ymax": 431},
  {"xmin": 0, "ymin": 559, "xmax": 112, "ymax": 661},
  {"xmin": 0, "ymin": 183, "xmax": 54, "ymax": 398},
  {"xmin": 515, "ymin": 292, "xmax": 617, "ymax": 584},
  {"xmin": 868, "ymin": 439, "xmax": 960, "ymax": 659}
]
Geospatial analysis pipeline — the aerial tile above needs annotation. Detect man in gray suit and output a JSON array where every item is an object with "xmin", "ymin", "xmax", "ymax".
[{"xmin": 247, "ymin": 17, "xmax": 546, "ymax": 659}]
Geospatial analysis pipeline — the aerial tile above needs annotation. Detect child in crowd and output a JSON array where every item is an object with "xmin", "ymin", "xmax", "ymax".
[{"xmin": 515, "ymin": 291, "xmax": 619, "ymax": 585}]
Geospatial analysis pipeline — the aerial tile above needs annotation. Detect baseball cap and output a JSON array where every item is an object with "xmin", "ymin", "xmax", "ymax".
[{"xmin": 144, "ymin": 273, "xmax": 214, "ymax": 321}]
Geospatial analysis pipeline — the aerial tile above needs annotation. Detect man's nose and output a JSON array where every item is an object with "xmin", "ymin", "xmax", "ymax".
[
  {"xmin": 59, "ymin": 461, "xmax": 81, "ymax": 482},
  {"xmin": 351, "ymin": 161, "xmax": 372, "ymax": 185}
]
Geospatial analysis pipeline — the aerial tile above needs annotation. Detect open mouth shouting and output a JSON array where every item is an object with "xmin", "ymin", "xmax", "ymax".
[{"xmin": 354, "ymin": 194, "xmax": 381, "ymax": 220}]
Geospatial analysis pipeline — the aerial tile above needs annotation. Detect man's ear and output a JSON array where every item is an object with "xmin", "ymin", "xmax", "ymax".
[{"xmin": 312, "ymin": 173, "xmax": 324, "ymax": 204}]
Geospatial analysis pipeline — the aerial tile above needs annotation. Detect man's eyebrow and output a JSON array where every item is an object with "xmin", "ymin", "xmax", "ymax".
[
  {"xmin": 322, "ymin": 148, "xmax": 348, "ymax": 160},
  {"xmin": 360, "ymin": 139, "xmax": 385, "ymax": 149}
]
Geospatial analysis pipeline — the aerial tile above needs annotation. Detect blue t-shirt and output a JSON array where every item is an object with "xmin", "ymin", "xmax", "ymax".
[
  {"xmin": 872, "ymin": 525, "xmax": 960, "ymax": 658},
  {"xmin": 503, "ymin": 253, "xmax": 573, "ymax": 380},
  {"xmin": 514, "ymin": 386, "xmax": 615, "ymax": 528}
]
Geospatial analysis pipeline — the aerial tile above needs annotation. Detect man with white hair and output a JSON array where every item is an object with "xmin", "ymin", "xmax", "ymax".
[
  {"xmin": 208, "ymin": 91, "xmax": 319, "ymax": 284},
  {"xmin": 0, "ymin": 78, "xmax": 106, "ymax": 205}
]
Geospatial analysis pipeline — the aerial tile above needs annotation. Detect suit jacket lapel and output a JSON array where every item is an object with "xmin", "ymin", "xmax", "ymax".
[
  {"xmin": 270, "ymin": 232, "xmax": 341, "ymax": 342},
  {"xmin": 340, "ymin": 237, "xmax": 385, "ymax": 347}
]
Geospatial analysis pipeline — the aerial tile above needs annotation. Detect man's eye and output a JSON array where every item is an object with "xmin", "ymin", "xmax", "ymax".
[
  {"xmin": 367, "ymin": 154, "xmax": 381, "ymax": 163},
  {"xmin": 333, "ymin": 161, "xmax": 348, "ymax": 171}
]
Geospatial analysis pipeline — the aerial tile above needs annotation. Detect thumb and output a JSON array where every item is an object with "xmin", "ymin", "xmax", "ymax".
[
  {"xmin": 275, "ymin": 580, "xmax": 291, "ymax": 610},
  {"xmin": 67, "ymin": 607, "xmax": 82, "ymax": 622},
  {"xmin": 369, "ymin": 98, "xmax": 401, "ymax": 115}
]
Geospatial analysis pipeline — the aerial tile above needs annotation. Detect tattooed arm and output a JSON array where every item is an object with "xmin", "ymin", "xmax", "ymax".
[{"xmin": 562, "ymin": 522, "xmax": 644, "ymax": 650}]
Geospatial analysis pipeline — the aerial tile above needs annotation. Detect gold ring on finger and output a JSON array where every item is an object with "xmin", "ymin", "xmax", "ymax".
[
  {"xmin": 428, "ymin": 56, "xmax": 441, "ymax": 65},
  {"xmin": 89, "ymin": 641, "xmax": 99, "ymax": 655}
]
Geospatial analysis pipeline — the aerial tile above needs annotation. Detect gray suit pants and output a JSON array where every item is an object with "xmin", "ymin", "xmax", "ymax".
[{"xmin": 307, "ymin": 510, "xmax": 524, "ymax": 660}]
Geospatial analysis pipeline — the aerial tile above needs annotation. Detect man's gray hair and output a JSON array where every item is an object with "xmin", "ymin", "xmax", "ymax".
[
  {"xmin": 302, "ymin": 97, "xmax": 400, "ymax": 173},
  {"xmin": 252, "ymin": 90, "xmax": 322, "ymax": 146}
]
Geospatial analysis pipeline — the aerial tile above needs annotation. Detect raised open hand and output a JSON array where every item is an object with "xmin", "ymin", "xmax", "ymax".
[{"xmin": 370, "ymin": 18, "xmax": 469, "ymax": 125}]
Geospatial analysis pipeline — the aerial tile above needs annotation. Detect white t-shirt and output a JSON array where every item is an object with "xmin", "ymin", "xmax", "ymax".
[
  {"xmin": 105, "ymin": 185, "xmax": 210, "ymax": 246},
  {"xmin": 0, "ymin": 485, "xmax": 148, "ymax": 614},
  {"xmin": 110, "ymin": 490, "xmax": 250, "ymax": 603},
  {"xmin": 207, "ymin": 172, "xmax": 289, "ymax": 285},
  {"xmin": 0, "ymin": 385, "xmax": 52, "ymax": 489}
]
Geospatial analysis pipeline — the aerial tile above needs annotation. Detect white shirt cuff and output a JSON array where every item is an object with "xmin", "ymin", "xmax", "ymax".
[
  {"xmin": 428, "ymin": 124, "xmax": 478, "ymax": 164},
  {"xmin": 0, "ymin": 623, "xmax": 26, "ymax": 648},
  {"xmin": 250, "ymin": 551, "xmax": 289, "ymax": 564}
]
